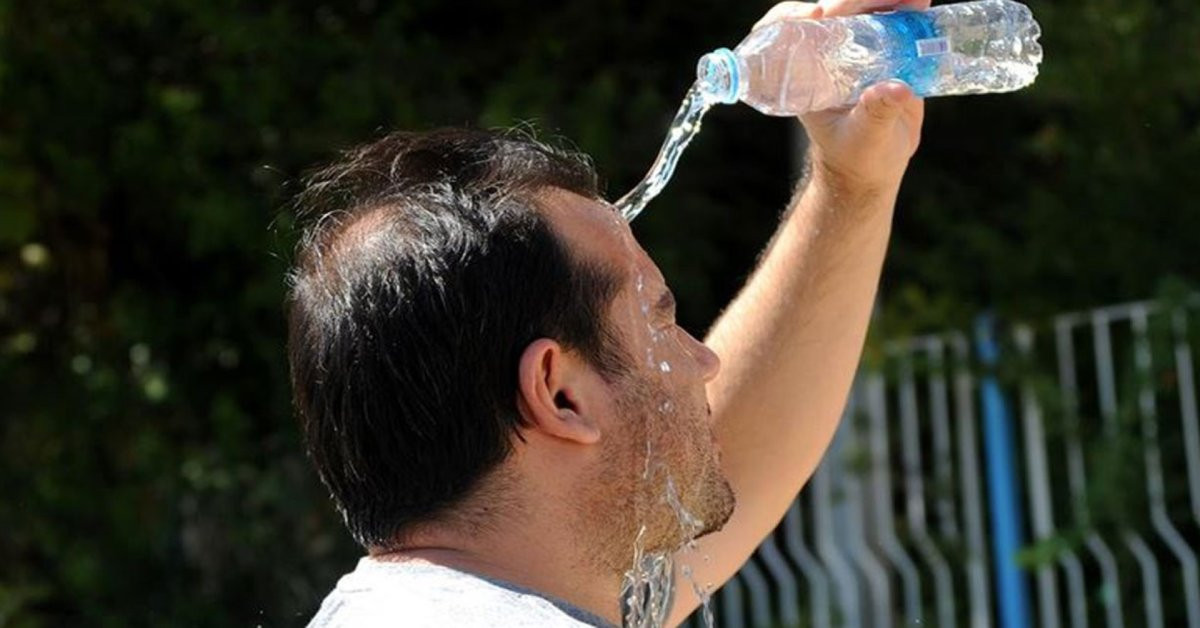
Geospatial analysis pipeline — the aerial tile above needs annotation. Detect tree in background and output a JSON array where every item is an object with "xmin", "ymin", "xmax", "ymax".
[{"xmin": 0, "ymin": 0, "xmax": 1196, "ymax": 624}]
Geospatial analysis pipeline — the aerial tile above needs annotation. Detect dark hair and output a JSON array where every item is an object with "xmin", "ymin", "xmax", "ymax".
[{"xmin": 287, "ymin": 128, "xmax": 627, "ymax": 548}]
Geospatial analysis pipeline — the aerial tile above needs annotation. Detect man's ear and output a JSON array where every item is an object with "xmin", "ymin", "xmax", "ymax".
[{"xmin": 515, "ymin": 339, "xmax": 601, "ymax": 445}]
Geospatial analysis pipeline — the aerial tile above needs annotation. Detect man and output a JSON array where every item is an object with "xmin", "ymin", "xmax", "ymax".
[{"xmin": 289, "ymin": 0, "xmax": 928, "ymax": 624}]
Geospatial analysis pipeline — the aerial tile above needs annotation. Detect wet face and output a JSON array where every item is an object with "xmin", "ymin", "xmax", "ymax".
[{"xmin": 538, "ymin": 189, "xmax": 735, "ymax": 558}]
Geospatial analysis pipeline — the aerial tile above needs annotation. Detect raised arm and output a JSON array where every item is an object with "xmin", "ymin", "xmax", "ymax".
[{"xmin": 668, "ymin": 0, "xmax": 930, "ymax": 622}]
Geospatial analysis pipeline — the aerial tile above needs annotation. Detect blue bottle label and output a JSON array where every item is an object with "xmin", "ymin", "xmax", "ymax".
[{"xmin": 874, "ymin": 10, "xmax": 943, "ymax": 95}]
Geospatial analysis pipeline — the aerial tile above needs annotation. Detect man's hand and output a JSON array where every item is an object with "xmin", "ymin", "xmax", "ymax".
[{"xmin": 758, "ymin": 0, "xmax": 931, "ymax": 195}]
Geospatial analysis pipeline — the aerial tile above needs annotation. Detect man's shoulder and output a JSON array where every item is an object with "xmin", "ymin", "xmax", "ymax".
[{"xmin": 307, "ymin": 558, "xmax": 611, "ymax": 628}]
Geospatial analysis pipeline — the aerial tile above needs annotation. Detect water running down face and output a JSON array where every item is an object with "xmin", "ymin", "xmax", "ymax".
[{"xmin": 538, "ymin": 189, "xmax": 736, "ymax": 568}]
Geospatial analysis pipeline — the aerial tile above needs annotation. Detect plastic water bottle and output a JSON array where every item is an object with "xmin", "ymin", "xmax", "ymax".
[
  {"xmin": 696, "ymin": 0, "xmax": 1043, "ymax": 115},
  {"xmin": 615, "ymin": 0, "xmax": 1042, "ymax": 220}
]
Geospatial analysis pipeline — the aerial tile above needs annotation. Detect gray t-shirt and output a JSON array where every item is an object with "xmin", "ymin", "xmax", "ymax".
[{"xmin": 308, "ymin": 558, "xmax": 614, "ymax": 627}]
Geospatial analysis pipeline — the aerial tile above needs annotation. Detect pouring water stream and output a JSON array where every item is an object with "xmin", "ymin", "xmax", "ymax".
[{"xmin": 610, "ymin": 91, "xmax": 719, "ymax": 624}]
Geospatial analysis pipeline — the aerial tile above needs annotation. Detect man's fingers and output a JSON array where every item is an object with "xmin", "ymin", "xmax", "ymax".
[
  {"xmin": 753, "ymin": 2, "xmax": 823, "ymax": 30},
  {"xmin": 755, "ymin": 0, "xmax": 932, "ymax": 30},
  {"xmin": 819, "ymin": 0, "xmax": 931, "ymax": 17},
  {"xmin": 818, "ymin": 0, "xmax": 897, "ymax": 16}
]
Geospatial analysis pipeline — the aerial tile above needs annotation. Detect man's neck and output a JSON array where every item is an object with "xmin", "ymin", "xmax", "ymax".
[{"xmin": 373, "ymin": 515, "xmax": 625, "ymax": 625}]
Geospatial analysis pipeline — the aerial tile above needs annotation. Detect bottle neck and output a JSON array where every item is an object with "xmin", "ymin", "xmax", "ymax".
[{"xmin": 695, "ymin": 48, "xmax": 742, "ymax": 105}]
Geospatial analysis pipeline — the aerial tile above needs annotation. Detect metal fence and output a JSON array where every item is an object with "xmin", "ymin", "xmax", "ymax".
[{"xmin": 700, "ymin": 296, "xmax": 1200, "ymax": 628}]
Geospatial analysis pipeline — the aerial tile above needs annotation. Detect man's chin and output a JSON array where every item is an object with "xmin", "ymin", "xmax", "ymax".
[
  {"xmin": 693, "ymin": 519, "xmax": 726, "ymax": 541},
  {"xmin": 672, "ymin": 476, "xmax": 735, "ymax": 546},
  {"xmin": 696, "ymin": 479, "xmax": 736, "ymax": 539},
  {"xmin": 645, "ymin": 484, "xmax": 735, "ymax": 554}
]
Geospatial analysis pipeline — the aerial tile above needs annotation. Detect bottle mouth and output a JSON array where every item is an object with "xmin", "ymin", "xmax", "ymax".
[{"xmin": 696, "ymin": 48, "xmax": 740, "ymax": 105}]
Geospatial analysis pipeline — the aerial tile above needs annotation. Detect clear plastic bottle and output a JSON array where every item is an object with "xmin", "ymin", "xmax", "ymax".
[{"xmin": 696, "ymin": 0, "xmax": 1043, "ymax": 116}]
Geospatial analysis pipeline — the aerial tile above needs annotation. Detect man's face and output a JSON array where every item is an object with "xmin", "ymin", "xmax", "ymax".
[{"xmin": 539, "ymin": 189, "xmax": 735, "ymax": 556}]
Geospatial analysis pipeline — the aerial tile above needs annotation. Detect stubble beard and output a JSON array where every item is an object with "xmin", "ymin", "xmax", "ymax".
[{"xmin": 584, "ymin": 376, "xmax": 736, "ymax": 577}]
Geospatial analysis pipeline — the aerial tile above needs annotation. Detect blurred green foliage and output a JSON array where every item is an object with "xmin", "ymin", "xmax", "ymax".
[{"xmin": 0, "ymin": 0, "xmax": 1196, "ymax": 624}]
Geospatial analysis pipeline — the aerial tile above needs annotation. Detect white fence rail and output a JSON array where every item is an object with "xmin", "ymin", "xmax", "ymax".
[{"xmin": 696, "ymin": 296, "xmax": 1200, "ymax": 627}]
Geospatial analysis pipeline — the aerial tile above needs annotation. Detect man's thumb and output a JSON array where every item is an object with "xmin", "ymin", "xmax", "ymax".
[{"xmin": 851, "ymin": 80, "xmax": 911, "ymax": 129}]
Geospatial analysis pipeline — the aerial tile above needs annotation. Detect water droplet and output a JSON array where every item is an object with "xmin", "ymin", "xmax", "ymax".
[{"xmin": 659, "ymin": 361, "xmax": 671, "ymax": 373}]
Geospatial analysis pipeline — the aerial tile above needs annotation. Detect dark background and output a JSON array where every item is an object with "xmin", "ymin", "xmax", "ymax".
[{"xmin": 1, "ymin": 0, "xmax": 1196, "ymax": 624}]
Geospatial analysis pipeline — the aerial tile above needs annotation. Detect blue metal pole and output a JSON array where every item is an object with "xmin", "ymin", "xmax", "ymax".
[{"xmin": 974, "ymin": 314, "xmax": 1032, "ymax": 628}]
